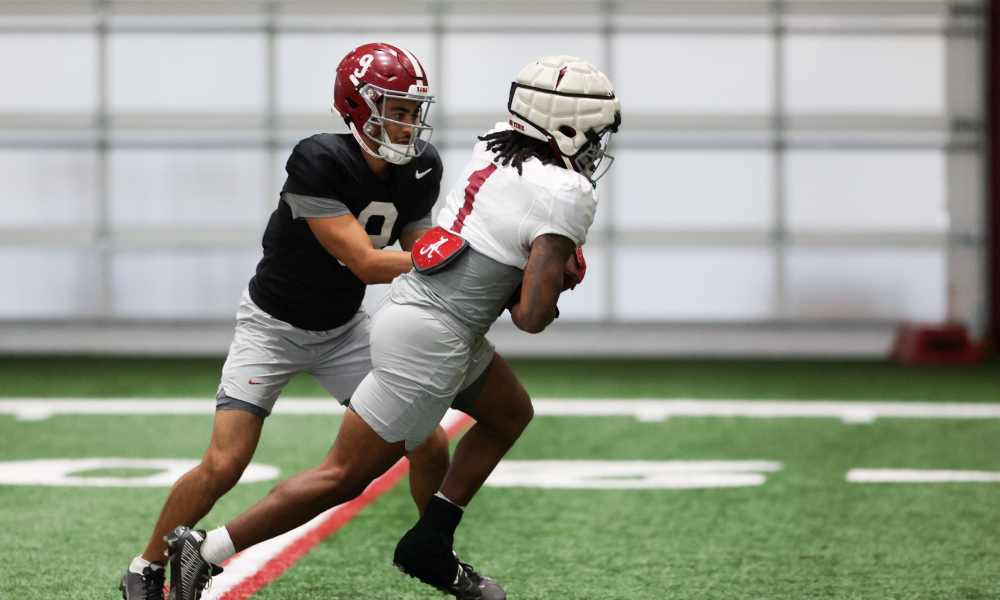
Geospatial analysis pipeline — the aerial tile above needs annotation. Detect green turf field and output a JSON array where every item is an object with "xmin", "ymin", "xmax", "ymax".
[
  {"xmin": 1, "ymin": 357, "xmax": 999, "ymax": 599},
  {"xmin": 4, "ymin": 355, "xmax": 1000, "ymax": 401}
]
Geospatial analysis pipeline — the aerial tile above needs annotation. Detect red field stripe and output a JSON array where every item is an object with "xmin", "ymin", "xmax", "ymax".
[{"xmin": 216, "ymin": 414, "xmax": 474, "ymax": 600}]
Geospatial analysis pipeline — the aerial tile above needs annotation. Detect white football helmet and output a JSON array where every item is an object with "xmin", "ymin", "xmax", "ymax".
[{"xmin": 507, "ymin": 55, "xmax": 621, "ymax": 183}]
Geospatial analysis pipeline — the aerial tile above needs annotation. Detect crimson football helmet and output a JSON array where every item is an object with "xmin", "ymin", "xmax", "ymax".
[
  {"xmin": 332, "ymin": 42, "xmax": 434, "ymax": 165},
  {"xmin": 508, "ymin": 55, "xmax": 621, "ymax": 183}
]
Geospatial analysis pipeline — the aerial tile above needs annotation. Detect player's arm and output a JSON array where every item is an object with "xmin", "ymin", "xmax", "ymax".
[
  {"xmin": 306, "ymin": 215, "xmax": 413, "ymax": 285},
  {"xmin": 510, "ymin": 233, "xmax": 577, "ymax": 334},
  {"xmin": 398, "ymin": 228, "xmax": 431, "ymax": 252}
]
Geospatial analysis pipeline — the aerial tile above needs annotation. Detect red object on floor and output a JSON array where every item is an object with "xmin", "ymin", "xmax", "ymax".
[{"xmin": 891, "ymin": 322, "xmax": 982, "ymax": 365}]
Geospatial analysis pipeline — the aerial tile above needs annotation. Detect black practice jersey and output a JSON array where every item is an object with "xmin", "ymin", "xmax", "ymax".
[{"xmin": 249, "ymin": 133, "xmax": 442, "ymax": 331}]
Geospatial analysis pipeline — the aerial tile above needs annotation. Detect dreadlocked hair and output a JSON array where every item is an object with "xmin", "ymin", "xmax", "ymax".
[{"xmin": 478, "ymin": 130, "xmax": 564, "ymax": 176}]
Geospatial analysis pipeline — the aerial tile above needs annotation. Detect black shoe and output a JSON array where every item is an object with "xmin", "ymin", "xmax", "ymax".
[
  {"xmin": 119, "ymin": 564, "xmax": 165, "ymax": 600},
  {"xmin": 393, "ymin": 528, "xmax": 505, "ymax": 600},
  {"xmin": 394, "ymin": 555, "xmax": 506, "ymax": 600},
  {"xmin": 457, "ymin": 561, "xmax": 507, "ymax": 600},
  {"xmin": 393, "ymin": 525, "xmax": 459, "ymax": 588},
  {"xmin": 164, "ymin": 527, "xmax": 223, "ymax": 600}
]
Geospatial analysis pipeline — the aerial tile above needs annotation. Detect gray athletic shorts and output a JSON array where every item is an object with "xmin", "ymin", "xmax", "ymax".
[
  {"xmin": 216, "ymin": 288, "xmax": 373, "ymax": 417},
  {"xmin": 350, "ymin": 297, "xmax": 495, "ymax": 451}
]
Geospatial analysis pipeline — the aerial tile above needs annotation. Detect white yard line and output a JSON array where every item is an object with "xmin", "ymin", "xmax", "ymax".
[
  {"xmin": 530, "ymin": 399, "xmax": 1000, "ymax": 423},
  {"xmin": 0, "ymin": 399, "xmax": 347, "ymax": 421},
  {"xmin": 3, "ymin": 398, "xmax": 1000, "ymax": 423},
  {"xmin": 847, "ymin": 469, "xmax": 1000, "ymax": 483}
]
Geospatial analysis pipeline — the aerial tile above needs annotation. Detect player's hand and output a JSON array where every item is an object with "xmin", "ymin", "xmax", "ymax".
[{"xmin": 562, "ymin": 247, "xmax": 587, "ymax": 291}]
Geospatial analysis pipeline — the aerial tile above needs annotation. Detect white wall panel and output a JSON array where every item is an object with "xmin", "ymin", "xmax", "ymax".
[
  {"xmin": 0, "ymin": 5, "xmax": 983, "ymax": 341},
  {"xmin": 0, "ymin": 34, "xmax": 98, "ymax": 113},
  {"xmin": 785, "ymin": 249, "xmax": 947, "ymax": 320},
  {"xmin": 0, "ymin": 150, "xmax": 99, "ymax": 228},
  {"xmin": 109, "ymin": 150, "xmax": 271, "ymax": 228},
  {"xmin": 277, "ymin": 34, "xmax": 436, "ymax": 115},
  {"xmin": 786, "ymin": 151, "xmax": 947, "ymax": 232},
  {"xmin": 442, "ymin": 34, "xmax": 605, "ymax": 115},
  {"xmin": 614, "ymin": 150, "xmax": 774, "ymax": 231},
  {"xmin": 614, "ymin": 35, "xmax": 774, "ymax": 114},
  {"xmin": 112, "ymin": 252, "xmax": 259, "ymax": 317},
  {"xmin": 785, "ymin": 35, "xmax": 945, "ymax": 114},
  {"xmin": 614, "ymin": 247, "xmax": 775, "ymax": 320},
  {"xmin": 0, "ymin": 249, "xmax": 100, "ymax": 316},
  {"xmin": 108, "ymin": 34, "xmax": 266, "ymax": 113}
]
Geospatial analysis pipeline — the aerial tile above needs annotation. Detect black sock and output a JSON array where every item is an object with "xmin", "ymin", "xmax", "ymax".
[
  {"xmin": 395, "ymin": 497, "xmax": 465, "ymax": 586},
  {"xmin": 415, "ymin": 495, "xmax": 464, "ymax": 539}
]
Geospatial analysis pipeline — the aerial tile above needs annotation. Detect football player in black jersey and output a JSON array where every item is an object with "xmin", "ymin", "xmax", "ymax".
[{"xmin": 120, "ymin": 43, "xmax": 452, "ymax": 600}]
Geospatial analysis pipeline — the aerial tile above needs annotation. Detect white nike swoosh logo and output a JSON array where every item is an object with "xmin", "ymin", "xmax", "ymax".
[{"xmin": 415, "ymin": 168, "xmax": 433, "ymax": 179}]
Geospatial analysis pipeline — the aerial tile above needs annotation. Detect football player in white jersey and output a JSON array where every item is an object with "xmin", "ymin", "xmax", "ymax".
[{"xmin": 164, "ymin": 56, "xmax": 620, "ymax": 600}]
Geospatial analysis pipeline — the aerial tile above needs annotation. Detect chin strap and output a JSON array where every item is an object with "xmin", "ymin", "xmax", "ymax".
[
  {"xmin": 379, "ymin": 144, "xmax": 413, "ymax": 165},
  {"xmin": 349, "ymin": 121, "xmax": 385, "ymax": 161},
  {"xmin": 348, "ymin": 121, "xmax": 414, "ymax": 166}
]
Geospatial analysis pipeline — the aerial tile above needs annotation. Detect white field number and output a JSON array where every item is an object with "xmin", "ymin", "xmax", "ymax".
[
  {"xmin": 0, "ymin": 458, "xmax": 279, "ymax": 487},
  {"xmin": 484, "ymin": 460, "xmax": 783, "ymax": 489}
]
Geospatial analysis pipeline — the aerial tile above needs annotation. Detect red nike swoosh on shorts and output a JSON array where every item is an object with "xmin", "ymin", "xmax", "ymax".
[{"xmin": 249, "ymin": 379, "xmax": 264, "ymax": 385}]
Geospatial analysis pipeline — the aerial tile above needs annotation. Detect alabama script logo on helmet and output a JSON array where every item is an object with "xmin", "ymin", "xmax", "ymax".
[
  {"xmin": 332, "ymin": 42, "xmax": 434, "ymax": 165},
  {"xmin": 507, "ymin": 55, "xmax": 622, "ymax": 183}
]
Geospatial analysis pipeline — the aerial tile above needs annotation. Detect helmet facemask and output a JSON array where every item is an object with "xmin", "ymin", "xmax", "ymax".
[
  {"xmin": 356, "ymin": 84, "xmax": 434, "ymax": 165},
  {"xmin": 569, "ymin": 121, "xmax": 618, "ymax": 183}
]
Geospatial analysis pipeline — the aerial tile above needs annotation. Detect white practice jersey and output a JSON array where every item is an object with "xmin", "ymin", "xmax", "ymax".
[
  {"xmin": 436, "ymin": 122, "xmax": 598, "ymax": 268},
  {"xmin": 389, "ymin": 123, "xmax": 599, "ymax": 337}
]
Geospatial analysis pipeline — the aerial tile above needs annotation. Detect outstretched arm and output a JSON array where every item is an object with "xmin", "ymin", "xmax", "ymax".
[
  {"xmin": 510, "ymin": 233, "xmax": 577, "ymax": 333},
  {"xmin": 306, "ymin": 215, "xmax": 412, "ymax": 285}
]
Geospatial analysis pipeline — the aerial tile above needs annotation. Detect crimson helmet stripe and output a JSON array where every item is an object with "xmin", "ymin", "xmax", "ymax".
[{"xmin": 397, "ymin": 45, "xmax": 424, "ymax": 79}]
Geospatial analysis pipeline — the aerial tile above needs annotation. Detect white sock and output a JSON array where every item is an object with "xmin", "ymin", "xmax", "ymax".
[
  {"xmin": 434, "ymin": 491, "xmax": 466, "ymax": 511},
  {"xmin": 129, "ymin": 556, "xmax": 157, "ymax": 574},
  {"xmin": 200, "ymin": 526, "xmax": 236, "ymax": 565}
]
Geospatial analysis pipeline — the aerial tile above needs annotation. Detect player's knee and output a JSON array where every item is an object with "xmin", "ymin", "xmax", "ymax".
[
  {"xmin": 509, "ymin": 394, "xmax": 534, "ymax": 433},
  {"xmin": 312, "ymin": 465, "xmax": 372, "ymax": 504},
  {"xmin": 408, "ymin": 429, "xmax": 450, "ymax": 472},
  {"xmin": 199, "ymin": 454, "xmax": 250, "ymax": 493},
  {"xmin": 492, "ymin": 392, "xmax": 533, "ymax": 440}
]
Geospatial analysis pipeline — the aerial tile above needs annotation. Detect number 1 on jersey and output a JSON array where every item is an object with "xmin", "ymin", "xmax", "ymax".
[{"xmin": 451, "ymin": 163, "xmax": 497, "ymax": 234}]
